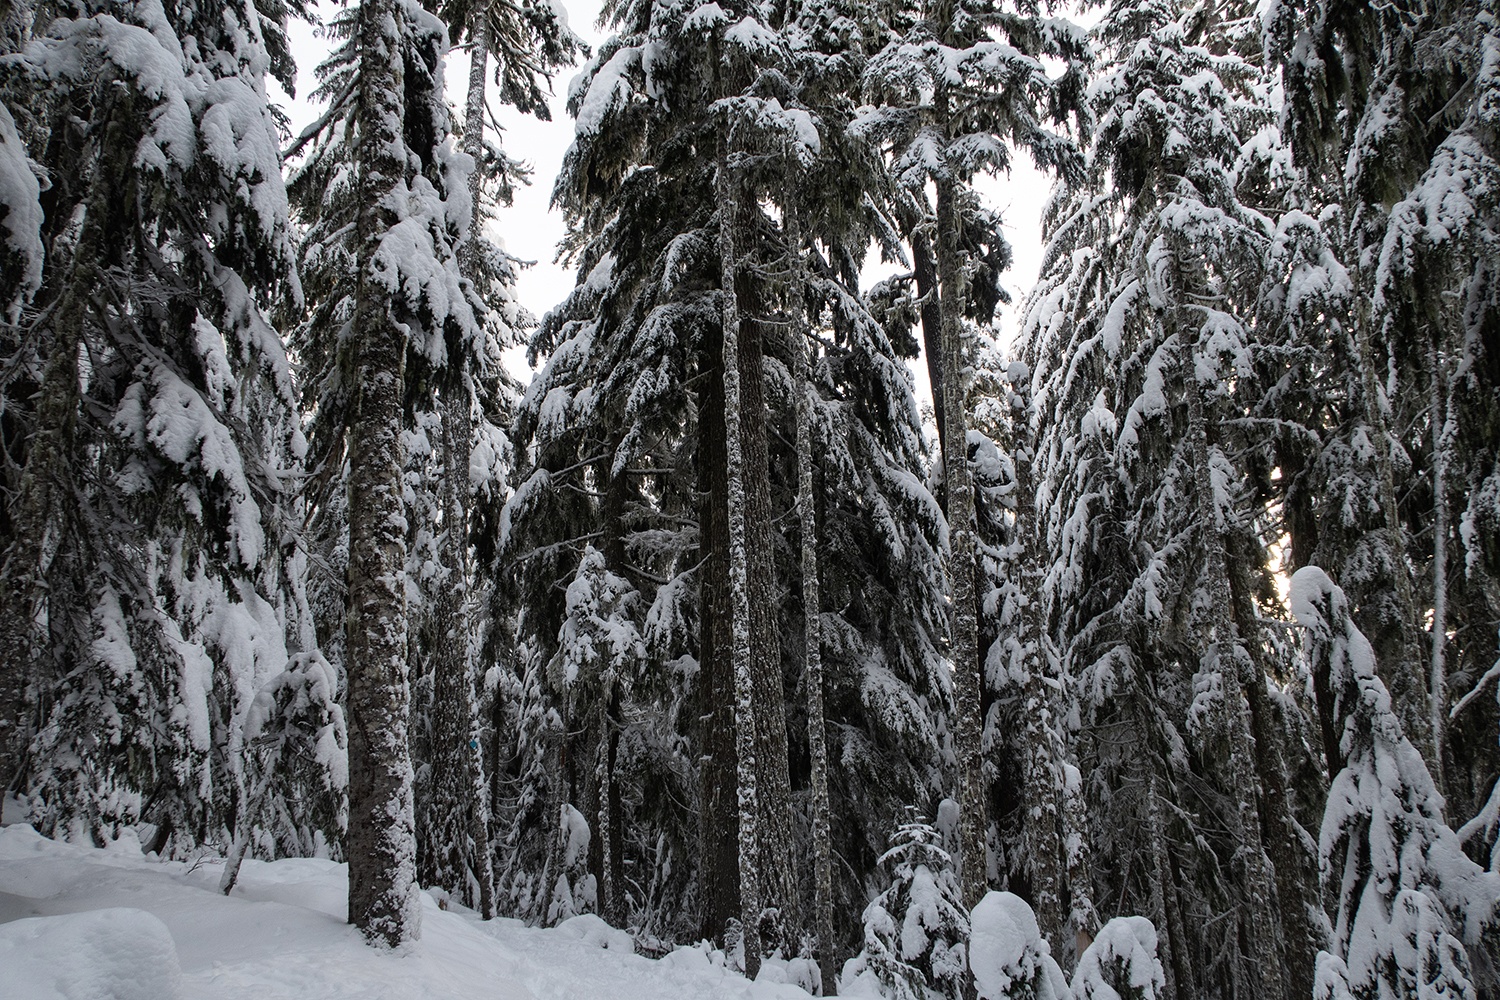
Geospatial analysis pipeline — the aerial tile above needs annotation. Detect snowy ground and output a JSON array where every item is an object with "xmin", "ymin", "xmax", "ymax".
[{"xmin": 0, "ymin": 822, "xmax": 816, "ymax": 1000}]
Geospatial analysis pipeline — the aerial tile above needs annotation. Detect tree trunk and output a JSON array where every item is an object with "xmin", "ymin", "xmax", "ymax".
[
  {"xmin": 740, "ymin": 288, "xmax": 797, "ymax": 945},
  {"xmin": 1181, "ymin": 343, "xmax": 1285, "ymax": 1000},
  {"xmin": 697, "ymin": 316, "xmax": 742, "ymax": 943},
  {"xmin": 462, "ymin": 22, "xmax": 488, "ymax": 270},
  {"xmin": 1012, "ymin": 409, "xmax": 1065, "ymax": 946},
  {"xmin": 1352, "ymin": 289, "xmax": 1434, "ymax": 772},
  {"xmin": 1144, "ymin": 768, "xmax": 1180, "ymax": 1000},
  {"xmin": 1225, "ymin": 529, "xmax": 1320, "ymax": 999},
  {"xmin": 411, "ymin": 20, "xmax": 497, "ymax": 920},
  {"xmin": 718, "ymin": 146, "xmax": 764, "ymax": 978},
  {"xmin": 788, "ymin": 206, "xmax": 836, "ymax": 992},
  {"xmin": 594, "ymin": 696, "xmax": 616, "ymax": 924},
  {"xmin": 418, "ymin": 395, "xmax": 496, "ymax": 918},
  {"xmin": 913, "ymin": 228, "xmax": 946, "ymax": 451},
  {"xmin": 346, "ymin": 0, "xmax": 420, "ymax": 945},
  {"xmin": 934, "ymin": 170, "xmax": 987, "ymax": 912},
  {"xmin": 1427, "ymin": 336, "xmax": 1450, "ymax": 788}
]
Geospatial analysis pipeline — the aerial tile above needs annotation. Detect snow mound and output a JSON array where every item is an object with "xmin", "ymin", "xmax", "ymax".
[
  {"xmin": 969, "ymin": 891, "xmax": 1068, "ymax": 1000},
  {"xmin": 1071, "ymin": 916, "xmax": 1164, "ymax": 1000},
  {"xmin": 0, "ymin": 907, "xmax": 183, "ymax": 1000},
  {"xmin": 554, "ymin": 912, "xmax": 635, "ymax": 951}
]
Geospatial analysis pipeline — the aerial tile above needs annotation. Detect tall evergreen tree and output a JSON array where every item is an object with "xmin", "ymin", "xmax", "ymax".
[
  {"xmin": 1290, "ymin": 566, "xmax": 1500, "ymax": 999},
  {"xmin": 290, "ymin": 0, "xmax": 482, "ymax": 944},
  {"xmin": 1020, "ymin": 1, "xmax": 1321, "ymax": 995},
  {"xmin": 859, "ymin": 0, "xmax": 1087, "ymax": 911},
  {"xmin": 1266, "ymin": 0, "xmax": 1500, "ymax": 794},
  {"xmin": 0, "ymin": 0, "xmax": 334, "ymax": 859},
  {"xmin": 411, "ymin": 0, "xmax": 578, "ymax": 921},
  {"xmin": 508, "ymin": 0, "xmax": 955, "ymax": 966}
]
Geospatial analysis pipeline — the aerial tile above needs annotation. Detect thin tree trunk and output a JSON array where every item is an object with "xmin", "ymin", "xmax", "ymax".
[
  {"xmin": 462, "ymin": 23, "xmax": 488, "ymax": 269},
  {"xmin": 1013, "ymin": 409, "xmax": 1065, "ymax": 946},
  {"xmin": 934, "ymin": 170, "xmax": 987, "ymax": 912},
  {"xmin": 788, "ymin": 206, "xmax": 836, "ymax": 992},
  {"xmin": 718, "ymin": 145, "xmax": 763, "ymax": 979},
  {"xmin": 221, "ymin": 749, "xmax": 278, "ymax": 896},
  {"xmin": 607, "ymin": 696, "xmax": 624, "ymax": 923},
  {"xmin": 697, "ymin": 317, "xmax": 741, "ymax": 942},
  {"xmin": 594, "ymin": 696, "xmax": 615, "ymax": 924},
  {"xmin": 1144, "ymin": 768, "xmax": 1180, "ymax": 1000},
  {"xmin": 1226, "ymin": 529, "xmax": 1320, "ymax": 999},
  {"xmin": 1160, "ymin": 847, "xmax": 1199, "ymax": 1000},
  {"xmin": 913, "ymin": 229, "xmax": 946, "ymax": 450},
  {"xmin": 1427, "ymin": 336, "xmax": 1450, "ymax": 785},
  {"xmin": 419, "ymin": 21, "xmax": 497, "ymax": 920},
  {"xmin": 426, "ymin": 397, "xmax": 496, "ymax": 918},
  {"xmin": 1182, "ymin": 341, "xmax": 1285, "ymax": 1000},
  {"xmin": 1351, "ymin": 289, "xmax": 1434, "ymax": 771},
  {"xmin": 346, "ymin": 0, "xmax": 420, "ymax": 945},
  {"xmin": 598, "ymin": 473, "xmax": 629, "ymax": 928}
]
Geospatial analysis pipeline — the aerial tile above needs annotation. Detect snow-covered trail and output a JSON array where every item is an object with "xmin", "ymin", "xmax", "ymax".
[{"xmin": 0, "ymin": 825, "xmax": 813, "ymax": 1000}]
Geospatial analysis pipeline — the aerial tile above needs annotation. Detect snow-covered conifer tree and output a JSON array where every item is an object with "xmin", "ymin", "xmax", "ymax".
[
  {"xmin": 1266, "ymin": 0, "xmax": 1500, "ymax": 789},
  {"xmin": 0, "ymin": 0, "xmax": 334, "ymax": 860},
  {"xmin": 858, "ymin": 0, "xmax": 1087, "ymax": 911},
  {"xmin": 842, "ymin": 813, "xmax": 971, "ymax": 1000},
  {"xmin": 1290, "ymin": 566, "xmax": 1500, "ymax": 999},
  {"xmin": 290, "ymin": 0, "xmax": 481, "ymax": 944},
  {"xmin": 1019, "ymin": 1, "xmax": 1321, "ymax": 995},
  {"xmin": 968, "ymin": 890, "xmax": 1071, "ymax": 1000},
  {"xmin": 407, "ymin": 0, "xmax": 578, "ymax": 917}
]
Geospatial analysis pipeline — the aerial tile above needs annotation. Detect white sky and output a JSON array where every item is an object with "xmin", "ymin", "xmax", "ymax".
[{"xmin": 273, "ymin": 1, "xmax": 1062, "ymax": 406}]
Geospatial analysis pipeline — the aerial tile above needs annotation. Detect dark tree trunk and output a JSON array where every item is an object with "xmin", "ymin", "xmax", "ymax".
[
  {"xmin": 913, "ymin": 229, "xmax": 946, "ymax": 452},
  {"xmin": 789, "ymin": 205, "xmax": 836, "ymax": 991},
  {"xmin": 934, "ymin": 172, "xmax": 987, "ymax": 912},
  {"xmin": 718, "ymin": 152, "xmax": 765, "ymax": 977},
  {"xmin": 696, "ymin": 318, "xmax": 741, "ymax": 944},
  {"xmin": 738, "ymin": 265, "xmax": 797, "ymax": 947},
  {"xmin": 1226, "ymin": 530, "xmax": 1322, "ymax": 1000},
  {"xmin": 346, "ymin": 0, "xmax": 420, "ymax": 945}
]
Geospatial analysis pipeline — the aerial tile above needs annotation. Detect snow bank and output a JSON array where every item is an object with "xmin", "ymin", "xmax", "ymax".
[
  {"xmin": 0, "ymin": 823, "xmax": 816, "ymax": 1000},
  {"xmin": 0, "ymin": 907, "xmax": 183, "ymax": 1000}
]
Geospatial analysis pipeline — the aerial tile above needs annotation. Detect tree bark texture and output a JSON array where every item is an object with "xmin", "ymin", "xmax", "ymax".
[
  {"xmin": 346, "ymin": 0, "xmax": 420, "ymax": 946},
  {"xmin": 738, "ymin": 286, "xmax": 797, "ymax": 947},
  {"xmin": 1013, "ymin": 420, "xmax": 1066, "ymax": 947},
  {"xmin": 1144, "ymin": 768, "xmax": 1180, "ymax": 1000},
  {"xmin": 718, "ymin": 149, "xmax": 764, "ymax": 978},
  {"xmin": 415, "ymin": 394, "xmax": 497, "ymax": 918},
  {"xmin": 788, "ymin": 205, "xmax": 836, "ymax": 991},
  {"xmin": 697, "ymin": 317, "xmax": 742, "ymax": 943},
  {"xmin": 1182, "ymin": 343, "xmax": 1286, "ymax": 1000},
  {"xmin": 1426, "ymin": 337, "xmax": 1450, "ymax": 787},
  {"xmin": 934, "ymin": 173, "xmax": 988, "ymax": 913}
]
